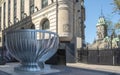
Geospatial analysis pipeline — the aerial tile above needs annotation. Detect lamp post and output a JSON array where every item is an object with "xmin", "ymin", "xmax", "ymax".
[
  {"xmin": 110, "ymin": 29, "xmax": 115, "ymax": 49},
  {"xmin": 110, "ymin": 29, "xmax": 115, "ymax": 65},
  {"xmin": 110, "ymin": 35, "xmax": 113, "ymax": 49}
]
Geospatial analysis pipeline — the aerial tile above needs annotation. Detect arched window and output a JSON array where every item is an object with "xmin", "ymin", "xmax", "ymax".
[
  {"xmin": 42, "ymin": 19, "xmax": 49, "ymax": 30},
  {"xmin": 42, "ymin": 0, "xmax": 48, "ymax": 8}
]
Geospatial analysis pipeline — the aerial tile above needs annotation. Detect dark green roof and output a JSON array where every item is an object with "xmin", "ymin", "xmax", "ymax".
[{"xmin": 96, "ymin": 16, "xmax": 107, "ymax": 26}]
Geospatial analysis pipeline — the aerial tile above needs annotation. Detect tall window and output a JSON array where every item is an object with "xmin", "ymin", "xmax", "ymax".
[
  {"xmin": 8, "ymin": 0, "xmax": 11, "ymax": 26},
  {"xmin": 42, "ymin": 0, "xmax": 48, "ymax": 8},
  {"xmin": 76, "ymin": 0, "xmax": 79, "ymax": 2},
  {"xmin": 0, "ymin": 37, "xmax": 1, "ymax": 42},
  {"xmin": 0, "ymin": 7, "xmax": 1, "ymax": 31},
  {"xmin": 21, "ymin": 0, "xmax": 24, "ymax": 19},
  {"xmin": 30, "ymin": 0, "xmax": 34, "ymax": 15},
  {"xmin": 42, "ymin": 19, "xmax": 49, "ymax": 30},
  {"xmin": 14, "ymin": 0, "xmax": 17, "ymax": 23},
  {"xmin": 3, "ymin": 3, "xmax": 6, "ymax": 29}
]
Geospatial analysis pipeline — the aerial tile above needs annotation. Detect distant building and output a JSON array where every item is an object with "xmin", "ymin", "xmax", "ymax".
[
  {"xmin": 0, "ymin": 0, "xmax": 85, "ymax": 62},
  {"xmin": 96, "ymin": 16, "xmax": 107, "ymax": 41},
  {"xmin": 88, "ymin": 13, "xmax": 120, "ymax": 50}
]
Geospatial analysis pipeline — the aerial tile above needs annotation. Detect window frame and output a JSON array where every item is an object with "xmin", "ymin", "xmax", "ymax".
[
  {"xmin": 14, "ymin": 0, "xmax": 17, "ymax": 23},
  {"xmin": 30, "ymin": 0, "xmax": 34, "ymax": 15},
  {"xmin": 42, "ymin": 19, "xmax": 50, "ymax": 30},
  {"xmin": 3, "ymin": 2, "xmax": 6, "ymax": 29},
  {"xmin": 21, "ymin": 0, "xmax": 24, "ymax": 19},
  {"xmin": 8, "ymin": 0, "xmax": 11, "ymax": 26},
  {"xmin": 42, "ymin": 0, "xmax": 48, "ymax": 8}
]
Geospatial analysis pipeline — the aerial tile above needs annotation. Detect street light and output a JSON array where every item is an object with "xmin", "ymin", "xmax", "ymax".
[{"xmin": 110, "ymin": 29, "xmax": 115, "ymax": 49}]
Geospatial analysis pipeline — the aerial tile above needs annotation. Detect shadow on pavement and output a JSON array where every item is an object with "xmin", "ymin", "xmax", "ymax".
[
  {"xmin": 0, "ymin": 65, "xmax": 119, "ymax": 75},
  {"xmin": 49, "ymin": 65, "xmax": 120, "ymax": 75},
  {"xmin": 0, "ymin": 70, "xmax": 11, "ymax": 75}
]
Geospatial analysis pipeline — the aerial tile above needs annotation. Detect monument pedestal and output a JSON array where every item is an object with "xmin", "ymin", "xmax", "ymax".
[
  {"xmin": 0, "ymin": 63, "xmax": 114, "ymax": 75},
  {"xmin": 0, "ymin": 63, "xmax": 60, "ymax": 75}
]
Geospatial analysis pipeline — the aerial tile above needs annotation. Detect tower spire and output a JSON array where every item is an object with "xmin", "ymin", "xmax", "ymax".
[{"xmin": 100, "ymin": 6, "xmax": 104, "ymax": 17}]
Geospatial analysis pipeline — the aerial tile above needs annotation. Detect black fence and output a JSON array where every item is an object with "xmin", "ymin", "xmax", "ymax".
[
  {"xmin": 78, "ymin": 48, "xmax": 120, "ymax": 65},
  {"xmin": 46, "ymin": 49, "xmax": 66, "ymax": 65},
  {"xmin": 2, "ymin": 48, "xmax": 66, "ymax": 65},
  {"xmin": 0, "ymin": 47, "xmax": 6, "ymax": 65}
]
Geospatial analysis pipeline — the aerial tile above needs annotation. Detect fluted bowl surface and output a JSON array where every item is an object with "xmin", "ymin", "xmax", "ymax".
[{"xmin": 5, "ymin": 29, "xmax": 59, "ymax": 71}]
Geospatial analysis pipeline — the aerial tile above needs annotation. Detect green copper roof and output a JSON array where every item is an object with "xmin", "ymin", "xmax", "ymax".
[
  {"xmin": 103, "ymin": 36, "xmax": 120, "ymax": 43},
  {"xmin": 96, "ymin": 16, "xmax": 106, "ymax": 26},
  {"xmin": 112, "ymin": 37, "xmax": 120, "ymax": 43},
  {"xmin": 103, "ymin": 36, "xmax": 110, "ymax": 42}
]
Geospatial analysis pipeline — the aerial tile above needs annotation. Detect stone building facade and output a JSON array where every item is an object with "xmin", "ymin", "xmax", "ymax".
[{"xmin": 0, "ymin": 0, "xmax": 85, "ymax": 62}]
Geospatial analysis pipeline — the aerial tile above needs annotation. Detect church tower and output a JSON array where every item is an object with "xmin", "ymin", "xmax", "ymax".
[{"xmin": 96, "ymin": 13, "xmax": 107, "ymax": 40}]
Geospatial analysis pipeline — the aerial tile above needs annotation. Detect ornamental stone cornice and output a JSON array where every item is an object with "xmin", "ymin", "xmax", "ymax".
[
  {"xmin": 32, "ymin": 2, "xmax": 69, "ymax": 21},
  {"xmin": 32, "ymin": 3, "xmax": 57, "ymax": 20}
]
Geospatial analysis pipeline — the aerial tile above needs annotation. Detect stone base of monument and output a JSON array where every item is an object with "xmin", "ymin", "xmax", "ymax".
[
  {"xmin": 0, "ymin": 63, "xmax": 60, "ymax": 75},
  {"xmin": 0, "ymin": 63, "xmax": 116, "ymax": 75}
]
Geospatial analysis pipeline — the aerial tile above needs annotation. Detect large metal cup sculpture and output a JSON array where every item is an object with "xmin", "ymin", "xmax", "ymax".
[{"xmin": 5, "ymin": 29, "xmax": 59, "ymax": 72}]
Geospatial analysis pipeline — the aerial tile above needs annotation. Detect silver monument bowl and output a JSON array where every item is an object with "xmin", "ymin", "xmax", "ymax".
[{"xmin": 5, "ymin": 29, "xmax": 59, "ymax": 72}]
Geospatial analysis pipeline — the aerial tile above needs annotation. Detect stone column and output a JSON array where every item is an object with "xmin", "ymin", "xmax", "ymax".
[
  {"xmin": 5, "ymin": 0, "xmax": 8, "ymax": 28},
  {"xmin": 17, "ymin": 0, "xmax": 21, "ymax": 20},
  {"xmin": 1, "ymin": 3, "xmax": 4, "ymax": 30},
  {"xmin": 25, "ymin": 0, "xmax": 30, "ymax": 16},
  {"xmin": 10, "ymin": 0, "xmax": 14, "ymax": 24},
  {"xmin": 34, "ymin": 0, "xmax": 41, "ymax": 11},
  {"xmin": 58, "ymin": 1, "xmax": 72, "ymax": 41}
]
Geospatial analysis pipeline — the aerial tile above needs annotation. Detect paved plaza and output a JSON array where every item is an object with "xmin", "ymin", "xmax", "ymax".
[
  {"xmin": 0, "ymin": 63, "xmax": 120, "ymax": 75},
  {"xmin": 67, "ymin": 63, "xmax": 120, "ymax": 74}
]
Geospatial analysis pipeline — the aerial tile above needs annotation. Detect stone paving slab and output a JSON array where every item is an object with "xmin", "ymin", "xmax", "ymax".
[
  {"xmin": 0, "ymin": 63, "xmax": 119, "ymax": 75},
  {"xmin": 67, "ymin": 63, "xmax": 120, "ymax": 74}
]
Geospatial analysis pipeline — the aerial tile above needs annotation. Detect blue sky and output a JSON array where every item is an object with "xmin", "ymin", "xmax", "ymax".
[{"xmin": 84, "ymin": 0, "xmax": 120, "ymax": 43}]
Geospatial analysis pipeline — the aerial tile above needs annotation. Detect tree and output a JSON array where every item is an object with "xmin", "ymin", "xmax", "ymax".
[
  {"xmin": 106, "ymin": 17, "xmax": 114, "ymax": 36},
  {"xmin": 112, "ymin": 0, "xmax": 120, "ymax": 14},
  {"xmin": 115, "ymin": 21, "xmax": 120, "ymax": 35},
  {"xmin": 112, "ymin": 0, "xmax": 120, "ymax": 36},
  {"xmin": 115, "ymin": 22, "xmax": 120, "ymax": 29}
]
